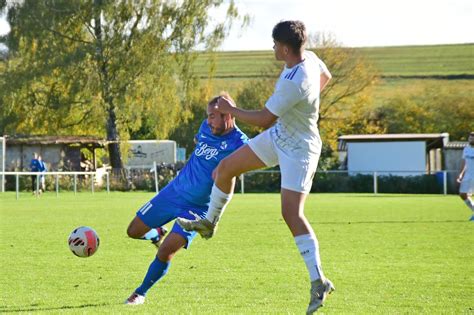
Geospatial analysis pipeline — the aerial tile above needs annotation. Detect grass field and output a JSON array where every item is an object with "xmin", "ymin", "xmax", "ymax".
[
  {"xmin": 193, "ymin": 44, "xmax": 474, "ymax": 106},
  {"xmin": 194, "ymin": 44, "xmax": 474, "ymax": 78},
  {"xmin": 1, "ymin": 192, "xmax": 473, "ymax": 314}
]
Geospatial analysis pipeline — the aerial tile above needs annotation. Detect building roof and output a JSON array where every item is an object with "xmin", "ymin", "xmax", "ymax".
[
  {"xmin": 338, "ymin": 133, "xmax": 449, "ymax": 141},
  {"xmin": 6, "ymin": 135, "xmax": 107, "ymax": 147},
  {"xmin": 338, "ymin": 133, "xmax": 449, "ymax": 151}
]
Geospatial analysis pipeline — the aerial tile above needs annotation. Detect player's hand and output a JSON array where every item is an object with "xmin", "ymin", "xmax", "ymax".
[
  {"xmin": 216, "ymin": 96, "xmax": 235, "ymax": 114},
  {"xmin": 456, "ymin": 176, "xmax": 462, "ymax": 183}
]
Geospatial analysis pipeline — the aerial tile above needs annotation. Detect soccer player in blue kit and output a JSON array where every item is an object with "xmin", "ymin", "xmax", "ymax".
[{"xmin": 125, "ymin": 93, "xmax": 248, "ymax": 305}]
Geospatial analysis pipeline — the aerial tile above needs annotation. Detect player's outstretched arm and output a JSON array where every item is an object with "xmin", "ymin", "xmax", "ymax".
[
  {"xmin": 217, "ymin": 97, "xmax": 277, "ymax": 129},
  {"xmin": 457, "ymin": 160, "xmax": 466, "ymax": 183},
  {"xmin": 320, "ymin": 71, "xmax": 332, "ymax": 92}
]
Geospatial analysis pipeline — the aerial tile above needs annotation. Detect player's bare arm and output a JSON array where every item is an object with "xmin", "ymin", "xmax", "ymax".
[
  {"xmin": 217, "ymin": 97, "xmax": 277, "ymax": 129},
  {"xmin": 320, "ymin": 71, "xmax": 332, "ymax": 92},
  {"xmin": 457, "ymin": 160, "xmax": 466, "ymax": 183}
]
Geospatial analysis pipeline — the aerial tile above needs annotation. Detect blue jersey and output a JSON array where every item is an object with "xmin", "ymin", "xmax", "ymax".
[
  {"xmin": 30, "ymin": 159, "xmax": 40, "ymax": 172},
  {"xmin": 170, "ymin": 120, "xmax": 248, "ymax": 207},
  {"xmin": 38, "ymin": 161, "xmax": 47, "ymax": 172}
]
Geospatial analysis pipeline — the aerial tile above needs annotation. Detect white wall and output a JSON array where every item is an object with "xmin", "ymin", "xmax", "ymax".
[
  {"xmin": 126, "ymin": 140, "xmax": 176, "ymax": 167},
  {"xmin": 348, "ymin": 141, "xmax": 426, "ymax": 176}
]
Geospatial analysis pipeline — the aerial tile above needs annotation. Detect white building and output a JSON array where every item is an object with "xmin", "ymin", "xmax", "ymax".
[
  {"xmin": 126, "ymin": 140, "xmax": 177, "ymax": 168},
  {"xmin": 337, "ymin": 133, "xmax": 449, "ymax": 176}
]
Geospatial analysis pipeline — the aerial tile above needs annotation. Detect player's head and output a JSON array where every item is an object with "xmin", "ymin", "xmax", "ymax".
[
  {"xmin": 468, "ymin": 132, "xmax": 474, "ymax": 145},
  {"xmin": 272, "ymin": 20, "xmax": 306, "ymax": 60},
  {"xmin": 207, "ymin": 92, "xmax": 235, "ymax": 136}
]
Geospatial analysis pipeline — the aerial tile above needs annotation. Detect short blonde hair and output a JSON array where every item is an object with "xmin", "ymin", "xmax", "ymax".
[{"xmin": 208, "ymin": 91, "xmax": 235, "ymax": 107}]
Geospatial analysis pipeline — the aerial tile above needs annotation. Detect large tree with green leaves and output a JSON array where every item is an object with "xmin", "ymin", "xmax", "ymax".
[{"xmin": 0, "ymin": 0, "xmax": 246, "ymax": 169}]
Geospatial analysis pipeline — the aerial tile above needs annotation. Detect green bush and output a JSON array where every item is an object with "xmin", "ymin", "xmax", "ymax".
[
  {"xmin": 242, "ymin": 171, "xmax": 281, "ymax": 193},
  {"xmin": 311, "ymin": 173, "xmax": 441, "ymax": 194},
  {"xmin": 312, "ymin": 173, "xmax": 373, "ymax": 193},
  {"xmin": 377, "ymin": 174, "xmax": 440, "ymax": 194}
]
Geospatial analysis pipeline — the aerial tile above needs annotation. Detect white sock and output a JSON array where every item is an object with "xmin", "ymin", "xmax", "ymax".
[
  {"xmin": 295, "ymin": 234, "xmax": 324, "ymax": 282},
  {"xmin": 142, "ymin": 229, "xmax": 158, "ymax": 240},
  {"xmin": 205, "ymin": 184, "xmax": 233, "ymax": 225},
  {"xmin": 465, "ymin": 198, "xmax": 474, "ymax": 211}
]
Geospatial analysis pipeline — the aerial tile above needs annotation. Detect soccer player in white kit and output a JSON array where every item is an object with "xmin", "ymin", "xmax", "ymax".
[
  {"xmin": 457, "ymin": 131, "xmax": 474, "ymax": 220},
  {"xmin": 178, "ymin": 20, "xmax": 334, "ymax": 313}
]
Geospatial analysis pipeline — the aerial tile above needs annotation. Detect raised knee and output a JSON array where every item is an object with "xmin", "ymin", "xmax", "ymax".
[
  {"xmin": 126, "ymin": 225, "xmax": 140, "ymax": 239},
  {"xmin": 126, "ymin": 226, "xmax": 134, "ymax": 238}
]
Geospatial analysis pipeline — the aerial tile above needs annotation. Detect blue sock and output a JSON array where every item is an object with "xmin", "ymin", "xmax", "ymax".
[
  {"xmin": 135, "ymin": 257, "xmax": 170, "ymax": 296},
  {"xmin": 141, "ymin": 229, "xmax": 159, "ymax": 241}
]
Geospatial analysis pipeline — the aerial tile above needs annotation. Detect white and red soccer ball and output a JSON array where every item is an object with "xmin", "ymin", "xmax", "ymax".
[{"xmin": 68, "ymin": 226, "xmax": 100, "ymax": 258}]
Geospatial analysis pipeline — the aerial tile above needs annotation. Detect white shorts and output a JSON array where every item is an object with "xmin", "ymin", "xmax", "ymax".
[
  {"xmin": 459, "ymin": 178, "xmax": 474, "ymax": 194},
  {"xmin": 248, "ymin": 129, "xmax": 319, "ymax": 193}
]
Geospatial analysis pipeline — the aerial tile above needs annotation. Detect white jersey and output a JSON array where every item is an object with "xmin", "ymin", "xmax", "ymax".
[
  {"xmin": 462, "ymin": 146, "xmax": 474, "ymax": 180},
  {"xmin": 265, "ymin": 50, "xmax": 328, "ymax": 159}
]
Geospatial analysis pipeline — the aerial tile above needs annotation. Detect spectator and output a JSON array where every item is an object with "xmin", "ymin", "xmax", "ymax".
[
  {"xmin": 29, "ymin": 152, "xmax": 40, "ymax": 194},
  {"xmin": 38, "ymin": 155, "xmax": 47, "ymax": 193}
]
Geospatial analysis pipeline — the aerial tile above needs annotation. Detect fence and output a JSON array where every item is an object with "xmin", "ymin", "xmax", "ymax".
[
  {"xmin": 239, "ymin": 170, "xmax": 456, "ymax": 195},
  {"xmin": 1, "ymin": 167, "xmax": 459, "ymax": 199},
  {"xmin": 1, "ymin": 171, "xmax": 105, "ymax": 199}
]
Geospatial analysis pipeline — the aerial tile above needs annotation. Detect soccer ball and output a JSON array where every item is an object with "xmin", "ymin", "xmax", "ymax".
[{"xmin": 68, "ymin": 226, "xmax": 100, "ymax": 258}]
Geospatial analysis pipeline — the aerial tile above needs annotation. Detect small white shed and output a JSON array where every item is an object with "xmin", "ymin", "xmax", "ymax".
[
  {"xmin": 337, "ymin": 133, "xmax": 449, "ymax": 176},
  {"xmin": 126, "ymin": 140, "xmax": 177, "ymax": 168}
]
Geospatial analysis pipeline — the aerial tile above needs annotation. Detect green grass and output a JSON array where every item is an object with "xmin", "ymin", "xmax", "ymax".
[
  {"xmin": 372, "ymin": 78, "xmax": 474, "ymax": 105},
  {"xmin": 194, "ymin": 44, "xmax": 474, "ymax": 106},
  {"xmin": 195, "ymin": 44, "xmax": 474, "ymax": 78},
  {"xmin": 357, "ymin": 44, "xmax": 474, "ymax": 76},
  {"xmin": 1, "ymin": 192, "xmax": 473, "ymax": 314}
]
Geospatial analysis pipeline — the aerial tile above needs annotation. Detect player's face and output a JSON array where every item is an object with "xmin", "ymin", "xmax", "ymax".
[
  {"xmin": 207, "ymin": 105, "xmax": 228, "ymax": 135},
  {"xmin": 273, "ymin": 40, "xmax": 286, "ymax": 61},
  {"xmin": 468, "ymin": 134, "xmax": 474, "ymax": 145}
]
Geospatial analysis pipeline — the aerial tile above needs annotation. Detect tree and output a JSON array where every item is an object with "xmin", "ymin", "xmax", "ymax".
[
  {"xmin": 0, "ymin": 0, "xmax": 246, "ymax": 170},
  {"xmin": 372, "ymin": 85, "xmax": 473, "ymax": 140}
]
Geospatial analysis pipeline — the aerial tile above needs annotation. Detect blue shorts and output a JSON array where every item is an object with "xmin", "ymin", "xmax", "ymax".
[{"xmin": 136, "ymin": 185, "xmax": 208, "ymax": 248}]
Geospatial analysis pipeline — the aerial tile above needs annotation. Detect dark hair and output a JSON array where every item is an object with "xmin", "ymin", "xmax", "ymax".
[{"xmin": 272, "ymin": 20, "xmax": 307, "ymax": 53}]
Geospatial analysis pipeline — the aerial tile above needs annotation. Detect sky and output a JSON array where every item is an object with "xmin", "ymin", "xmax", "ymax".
[
  {"xmin": 217, "ymin": 0, "xmax": 474, "ymax": 50},
  {"xmin": 1, "ymin": 0, "xmax": 473, "ymax": 51}
]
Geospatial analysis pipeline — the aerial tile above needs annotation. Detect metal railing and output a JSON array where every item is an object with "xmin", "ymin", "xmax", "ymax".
[
  {"xmin": 0, "ymin": 171, "xmax": 106, "ymax": 199},
  {"xmin": 0, "ymin": 168, "xmax": 459, "ymax": 199},
  {"xmin": 239, "ymin": 169, "xmax": 456, "ymax": 195}
]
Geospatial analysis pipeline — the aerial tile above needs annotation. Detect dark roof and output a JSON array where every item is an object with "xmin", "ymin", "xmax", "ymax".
[
  {"xmin": 6, "ymin": 135, "xmax": 107, "ymax": 147},
  {"xmin": 338, "ymin": 133, "xmax": 449, "ymax": 151},
  {"xmin": 338, "ymin": 133, "xmax": 449, "ymax": 141}
]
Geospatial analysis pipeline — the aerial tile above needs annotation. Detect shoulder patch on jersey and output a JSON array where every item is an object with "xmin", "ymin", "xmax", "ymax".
[{"xmin": 284, "ymin": 66, "xmax": 300, "ymax": 81}]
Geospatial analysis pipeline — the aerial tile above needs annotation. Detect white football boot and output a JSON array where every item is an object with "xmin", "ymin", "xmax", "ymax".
[
  {"xmin": 125, "ymin": 292, "xmax": 145, "ymax": 305},
  {"xmin": 306, "ymin": 278, "xmax": 335, "ymax": 314},
  {"xmin": 176, "ymin": 212, "xmax": 215, "ymax": 239}
]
